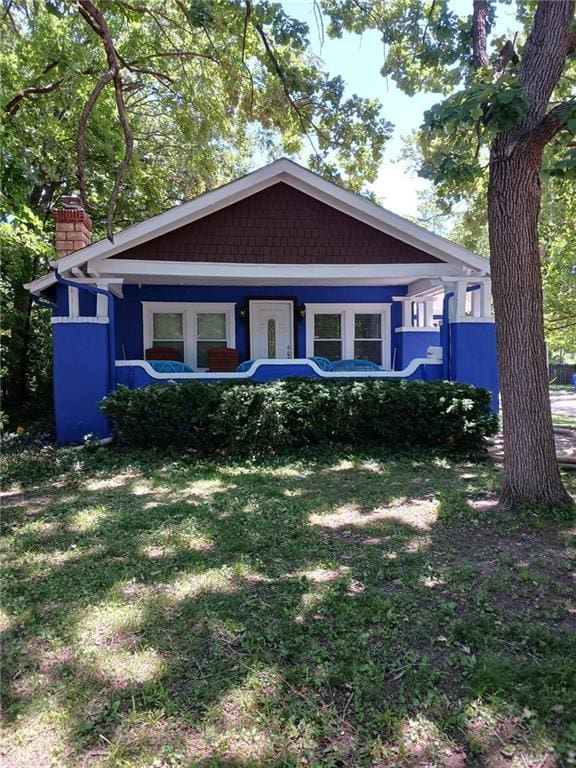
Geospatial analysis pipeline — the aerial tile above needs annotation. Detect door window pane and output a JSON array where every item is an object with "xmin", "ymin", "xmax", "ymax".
[
  {"xmin": 267, "ymin": 318, "xmax": 276, "ymax": 358},
  {"xmin": 197, "ymin": 313, "xmax": 226, "ymax": 340}
]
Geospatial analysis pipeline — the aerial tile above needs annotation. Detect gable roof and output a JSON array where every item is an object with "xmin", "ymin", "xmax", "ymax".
[{"xmin": 25, "ymin": 158, "xmax": 488, "ymax": 294}]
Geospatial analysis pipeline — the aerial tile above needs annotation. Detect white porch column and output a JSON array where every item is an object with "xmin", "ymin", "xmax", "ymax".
[
  {"xmin": 392, "ymin": 296, "xmax": 438, "ymax": 330},
  {"xmin": 442, "ymin": 277, "xmax": 493, "ymax": 322}
]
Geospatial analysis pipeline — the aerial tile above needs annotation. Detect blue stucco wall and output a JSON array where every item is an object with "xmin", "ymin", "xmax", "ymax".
[
  {"xmin": 394, "ymin": 329, "xmax": 440, "ymax": 370},
  {"xmin": 114, "ymin": 284, "xmax": 407, "ymax": 361},
  {"xmin": 53, "ymin": 322, "xmax": 111, "ymax": 443},
  {"xmin": 55, "ymin": 283, "xmax": 97, "ymax": 317},
  {"xmin": 450, "ymin": 322, "xmax": 499, "ymax": 411}
]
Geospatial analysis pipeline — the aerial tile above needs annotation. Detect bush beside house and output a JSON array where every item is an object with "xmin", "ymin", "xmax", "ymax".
[{"xmin": 100, "ymin": 379, "xmax": 498, "ymax": 456}]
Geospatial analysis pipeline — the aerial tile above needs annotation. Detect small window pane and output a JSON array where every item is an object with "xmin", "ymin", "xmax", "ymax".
[
  {"xmin": 314, "ymin": 340, "xmax": 342, "ymax": 361},
  {"xmin": 197, "ymin": 340, "xmax": 226, "ymax": 368},
  {"xmin": 152, "ymin": 341, "xmax": 184, "ymax": 361},
  {"xmin": 197, "ymin": 313, "xmax": 226, "ymax": 340},
  {"xmin": 355, "ymin": 314, "xmax": 381, "ymax": 339},
  {"xmin": 153, "ymin": 312, "xmax": 183, "ymax": 340},
  {"xmin": 314, "ymin": 313, "xmax": 341, "ymax": 340},
  {"xmin": 354, "ymin": 340, "xmax": 381, "ymax": 364}
]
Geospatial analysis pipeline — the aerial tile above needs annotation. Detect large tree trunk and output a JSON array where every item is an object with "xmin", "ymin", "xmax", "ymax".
[{"xmin": 488, "ymin": 140, "xmax": 572, "ymax": 509}]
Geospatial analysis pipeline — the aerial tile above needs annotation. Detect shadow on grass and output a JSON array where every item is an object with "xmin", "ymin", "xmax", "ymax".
[{"xmin": 1, "ymin": 448, "xmax": 574, "ymax": 767}]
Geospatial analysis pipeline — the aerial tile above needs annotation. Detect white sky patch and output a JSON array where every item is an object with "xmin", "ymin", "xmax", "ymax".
[{"xmin": 369, "ymin": 162, "xmax": 431, "ymax": 219}]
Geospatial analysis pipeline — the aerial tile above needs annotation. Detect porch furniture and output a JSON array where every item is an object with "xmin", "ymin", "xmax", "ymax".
[
  {"xmin": 148, "ymin": 361, "xmax": 194, "ymax": 373},
  {"xmin": 207, "ymin": 347, "xmax": 240, "ymax": 372},
  {"xmin": 308, "ymin": 356, "xmax": 333, "ymax": 371},
  {"xmin": 145, "ymin": 346, "xmax": 180, "ymax": 361},
  {"xmin": 331, "ymin": 359, "xmax": 382, "ymax": 372}
]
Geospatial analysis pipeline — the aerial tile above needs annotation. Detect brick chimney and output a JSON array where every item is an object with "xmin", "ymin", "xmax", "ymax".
[{"xmin": 53, "ymin": 196, "xmax": 92, "ymax": 258}]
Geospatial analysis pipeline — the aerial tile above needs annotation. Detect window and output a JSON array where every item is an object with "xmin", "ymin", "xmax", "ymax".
[
  {"xmin": 197, "ymin": 312, "xmax": 227, "ymax": 368},
  {"xmin": 313, "ymin": 313, "xmax": 342, "ymax": 361},
  {"xmin": 306, "ymin": 304, "xmax": 391, "ymax": 368},
  {"xmin": 354, "ymin": 313, "xmax": 382, "ymax": 364},
  {"xmin": 151, "ymin": 312, "xmax": 184, "ymax": 361},
  {"xmin": 143, "ymin": 303, "xmax": 235, "ymax": 369}
]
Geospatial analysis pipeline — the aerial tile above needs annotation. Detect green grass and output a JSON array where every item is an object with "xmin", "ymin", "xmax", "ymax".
[
  {"xmin": 1, "ymin": 442, "xmax": 575, "ymax": 767},
  {"xmin": 552, "ymin": 412, "xmax": 576, "ymax": 429}
]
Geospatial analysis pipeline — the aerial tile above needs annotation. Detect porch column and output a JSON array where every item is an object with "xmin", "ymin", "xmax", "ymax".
[
  {"xmin": 442, "ymin": 278, "xmax": 499, "ymax": 411},
  {"xmin": 51, "ymin": 280, "xmax": 113, "ymax": 443},
  {"xmin": 392, "ymin": 296, "xmax": 440, "ymax": 370}
]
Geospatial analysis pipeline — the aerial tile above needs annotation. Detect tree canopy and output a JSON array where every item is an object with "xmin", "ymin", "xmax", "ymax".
[{"xmin": 1, "ymin": 0, "xmax": 391, "ymax": 414}]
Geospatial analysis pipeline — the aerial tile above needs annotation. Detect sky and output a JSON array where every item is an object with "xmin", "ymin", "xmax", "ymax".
[{"xmin": 281, "ymin": 0, "xmax": 519, "ymax": 218}]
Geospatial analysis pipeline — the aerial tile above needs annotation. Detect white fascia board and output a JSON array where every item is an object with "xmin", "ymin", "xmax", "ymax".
[
  {"xmin": 47, "ymin": 158, "xmax": 488, "ymax": 278},
  {"xmin": 24, "ymin": 272, "xmax": 58, "ymax": 295},
  {"xmin": 94, "ymin": 259, "xmax": 466, "ymax": 281}
]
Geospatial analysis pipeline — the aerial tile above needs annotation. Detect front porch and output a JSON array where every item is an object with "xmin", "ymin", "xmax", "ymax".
[{"xmin": 49, "ymin": 273, "xmax": 497, "ymax": 443}]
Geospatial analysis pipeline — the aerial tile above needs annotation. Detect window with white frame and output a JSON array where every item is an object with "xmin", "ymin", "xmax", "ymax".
[
  {"xmin": 143, "ymin": 303, "xmax": 235, "ymax": 369},
  {"xmin": 151, "ymin": 312, "xmax": 185, "ymax": 360},
  {"xmin": 354, "ymin": 313, "xmax": 383, "ymax": 364},
  {"xmin": 306, "ymin": 304, "xmax": 391, "ymax": 368},
  {"xmin": 313, "ymin": 313, "xmax": 342, "ymax": 360}
]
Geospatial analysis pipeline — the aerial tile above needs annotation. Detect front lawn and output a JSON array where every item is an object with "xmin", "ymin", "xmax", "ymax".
[{"xmin": 1, "ymin": 445, "xmax": 575, "ymax": 767}]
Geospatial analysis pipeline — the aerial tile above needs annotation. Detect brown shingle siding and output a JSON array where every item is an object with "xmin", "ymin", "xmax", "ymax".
[{"xmin": 120, "ymin": 183, "xmax": 441, "ymax": 264}]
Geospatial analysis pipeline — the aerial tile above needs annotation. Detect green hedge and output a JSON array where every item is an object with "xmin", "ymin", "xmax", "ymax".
[{"xmin": 100, "ymin": 379, "xmax": 498, "ymax": 456}]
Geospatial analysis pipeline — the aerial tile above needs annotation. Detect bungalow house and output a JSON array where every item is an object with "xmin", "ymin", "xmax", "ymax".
[{"xmin": 25, "ymin": 159, "xmax": 498, "ymax": 444}]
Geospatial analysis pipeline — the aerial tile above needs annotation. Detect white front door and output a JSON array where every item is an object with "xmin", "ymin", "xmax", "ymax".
[{"xmin": 249, "ymin": 301, "xmax": 294, "ymax": 359}]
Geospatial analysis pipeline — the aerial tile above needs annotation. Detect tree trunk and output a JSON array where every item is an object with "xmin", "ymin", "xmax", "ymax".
[{"xmin": 488, "ymin": 139, "xmax": 572, "ymax": 509}]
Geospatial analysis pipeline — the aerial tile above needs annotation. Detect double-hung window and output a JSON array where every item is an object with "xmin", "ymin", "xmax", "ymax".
[
  {"xmin": 306, "ymin": 303, "xmax": 391, "ymax": 368},
  {"xmin": 143, "ymin": 302, "xmax": 235, "ymax": 369},
  {"xmin": 313, "ymin": 313, "xmax": 342, "ymax": 361},
  {"xmin": 151, "ymin": 312, "xmax": 185, "ymax": 360},
  {"xmin": 354, "ymin": 313, "xmax": 383, "ymax": 364}
]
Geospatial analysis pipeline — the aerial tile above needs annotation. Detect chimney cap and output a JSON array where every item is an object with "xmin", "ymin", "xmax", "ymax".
[{"xmin": 60, "ymin": 195, "xmax": 84, "ymax": 210}]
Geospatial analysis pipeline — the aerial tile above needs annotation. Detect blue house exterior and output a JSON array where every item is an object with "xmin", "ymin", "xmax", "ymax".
[{"xmin": 26, "ymin": 159, "xmax": 498, "ymax": 444}]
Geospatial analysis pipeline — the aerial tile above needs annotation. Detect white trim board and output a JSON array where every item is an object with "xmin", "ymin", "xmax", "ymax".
[
  {"xmin": 116, "ymin": 356, "xmax": 441, "ymax": 380},
  {"xmin": 51, "ymin": 316, "xmax": 109, "ymax": 324},
  {"xmin": 88, "ymin": 260, "xmax": 466, "ymax": 281},
  {"xmin": 25, "ymin": 158, "xmax": 489, "ymax": 295}
]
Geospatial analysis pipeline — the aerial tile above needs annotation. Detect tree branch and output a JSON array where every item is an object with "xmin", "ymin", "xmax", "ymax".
[
  {"xmin": 251, "ymin": 13, "xmax": 327, "ymax": 154},
  {"xmin": 522, "ymin": 98, "xmax": 576, "ymax": 151},
  {"xmin": 3, "ymin": 80, "xmax": 63, "ymax": 115},
  {"xmin": 75, "ymin": 0, "xmax": 133, "ymax": 239},
  {"xmin": 472, "ymin": 0, "xmax": 489, "ymax": 69},
  {"xmin": 493, "ymin": 35, "xmax": 519, "ymax": 75}
]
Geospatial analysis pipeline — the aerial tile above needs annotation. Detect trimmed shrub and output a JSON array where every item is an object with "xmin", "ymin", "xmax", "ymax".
[{"xmin": 100, "ymin": 379, "xmax": 498, "ymax": 456}]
